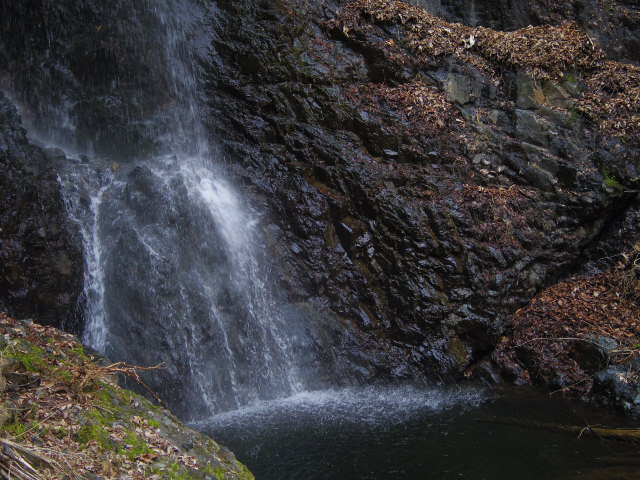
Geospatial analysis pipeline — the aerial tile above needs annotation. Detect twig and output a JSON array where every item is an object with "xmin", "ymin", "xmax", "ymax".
[
  {"xmin": 96, "ymin": 362, "xmax": 168, "ymax": 408},
  {"xmin": 0, "ymin": 439, "xmax": 50, "ymax": 480},
  {"xmin": 518, "ymin": 336, "xmax": 603, "ymax": 346},
  {"xmin": 9, "ymin": 413, "xmax": 57, "ymax": 442},
  {"xmin": 476, "ymin": 417, "xmax": 640, "ymax": 444},
  {"xmin": 1, "ymin": 439, "xmax": 54, "ymax": 467},
  {"xmin": 548, "ymin": 377, "xmax": 589, "ymax": 396}
]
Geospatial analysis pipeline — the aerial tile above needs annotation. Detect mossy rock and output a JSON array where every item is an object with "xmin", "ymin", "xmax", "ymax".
[{"xmin": 0, "ymin": 313, "xmax": 254, "ymax": 480}]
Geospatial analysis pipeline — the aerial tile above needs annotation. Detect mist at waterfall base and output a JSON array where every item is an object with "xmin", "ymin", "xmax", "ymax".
[{"xmin": 201, "ymin": 385, "xmax": 638, "ymax": 480}]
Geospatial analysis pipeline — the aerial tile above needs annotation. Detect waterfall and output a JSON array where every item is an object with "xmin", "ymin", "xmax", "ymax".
[{"xmin": 6, "ymin": 0, "xmax": 320, "ymax": 419}]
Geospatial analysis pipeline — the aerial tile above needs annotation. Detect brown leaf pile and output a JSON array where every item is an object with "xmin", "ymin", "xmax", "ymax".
[
  {"xmin": 345, "ymin": 81, "xmax": 468, "ymax": 150},
  {"xmin": 336, "ymin": 0, "xmax": 603, "ymax": 80},
  {"xmin": 474, "ymin": 23, "xmax": 601, "ymax": 80},
  {"xmin": 335, "ymin": 0, "xmax": 638, "ymax": 149},
  {"xmin": 495, "ymin": 249, "xmax": 640, "ymax": 395},
  {"xmin": 382, "ymin": 82, "xmax": 459, "ymax": 128},
  {"xmin": 351, "ymin": 0, "xmax": 469, "ymax": 57},
  {"xmin": 579, "ymin": 61, "xmax": 640, "ymax": 145}
]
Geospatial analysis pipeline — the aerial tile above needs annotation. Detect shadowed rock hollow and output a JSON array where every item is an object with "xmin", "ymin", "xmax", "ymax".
[{"xmin": 0, "ymin": 93, "xmax": 84, "ymax": 332}]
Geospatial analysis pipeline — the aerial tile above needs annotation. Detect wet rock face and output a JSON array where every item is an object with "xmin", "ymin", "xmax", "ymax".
[
  {"xmin": 0, "ymin": 93, "xmax": 83, "ymax": 332},
  {"xmin": 593, "ymin": 360, "xmax": 640, "ymax": 416},
  {"xmin": 204, "ymin": 0, "xmax": 639, "ymax": 380},
  {"xmin": 0, "ymin": 0, "xmax": 638, "ymax": 395},
  {"xmin": 0, "ymin": 0, "xmax": 176, "ymax": 158}
]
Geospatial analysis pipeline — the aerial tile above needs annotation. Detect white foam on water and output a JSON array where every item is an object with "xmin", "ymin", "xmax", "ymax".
[{"xmin": 196, "ymin": 384, "xmax": 487, "ymax": 430}]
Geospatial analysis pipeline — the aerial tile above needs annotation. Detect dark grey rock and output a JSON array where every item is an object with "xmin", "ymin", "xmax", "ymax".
[
  {"xmin": 574, "ymin": 335, "xmax": 619, "ymax": 373},
  {"xmin": 592, "ymin": 359, "xmax": 640, "ymax": 416},
  {"xmin": 516, "ymin": 109, "xmax": 550, "ymax": 147},
  {"xmin": 0, "ymin": 93, "xmax": 84, "ymax": 333}
]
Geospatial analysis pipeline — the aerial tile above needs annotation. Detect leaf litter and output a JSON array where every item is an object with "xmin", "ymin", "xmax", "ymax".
[{"xmin": 0, "ymin": 313, "xmax": 250, "ymax": 480}]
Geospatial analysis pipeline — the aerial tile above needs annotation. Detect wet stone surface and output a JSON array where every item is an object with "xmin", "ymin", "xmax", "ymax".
[
  {"xmin": 0, "ymin": 0, "xmax": 638, "ymax": 412},
  {"xmin": 0, "ymin": 93, "xmax": 83, "ymax": 332},
  {"xmin": 203, "ymin": 0, "xmax": 639, "ymax": 386}
]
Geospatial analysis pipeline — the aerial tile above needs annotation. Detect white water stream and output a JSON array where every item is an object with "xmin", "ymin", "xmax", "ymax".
[{"xmin": 46, "ymin": 0, "xmax": 310, "ymax": 417}]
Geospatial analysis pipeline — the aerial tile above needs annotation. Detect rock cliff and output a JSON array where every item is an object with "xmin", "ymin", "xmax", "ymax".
[
  {"xmin": 0, "ymin": 0, "xmax": 638, "ymax": 411},
  {"xmin": 204, "ymin": 0, "xmax": 639, "ymax": 384}
]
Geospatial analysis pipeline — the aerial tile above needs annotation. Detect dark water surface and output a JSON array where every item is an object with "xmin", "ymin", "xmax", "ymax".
[{"xmin": 199, "ymin": 385, "xmax": 640, "ymax": 480}]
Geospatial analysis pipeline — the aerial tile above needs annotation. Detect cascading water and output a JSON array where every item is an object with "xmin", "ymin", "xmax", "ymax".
[
  {"xmin": 84, "ymin": 0, "xmax": 315, "ymax": 417},
  {"xmin": 5, "ymin": 0, "xmax": 321, "ymax": 419}
]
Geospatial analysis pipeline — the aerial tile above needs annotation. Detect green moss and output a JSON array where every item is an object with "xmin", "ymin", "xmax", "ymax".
[
  {"xmin": 198, "ymin": 438, "xmax": 221, "ymax": 456},
  {"xmin": 76, "ymin": 407, "xmax": 119, "ymax": 450},
  {"xmin": 95, "ymin": 383, "xmax": 140, "ymax": 410},
  {"xmin": 202, "ymin": 464, "xmax": 228, "ymax": 480},
  {"xmin": 158, "ymin": 462, "xmax": 192, "ymax": 480},
  {"xmin": 564, "ymin": 71, "xmax": 579, "ymax": 84},
  {"xmin": 77, "ymin": 423, "xmax": 114, "ymax": 449},
  {"xmin": 236, "ymin": 463, "xmax": 255, "ymax": 480},
  {"xmin": 9, "ymin": 344, "xmax": 48, "ymax": 372},
  {"xmin": 604, "ymin": 175, "xmax": 624, "ymax": 193},
  {"xmin": 202, "ymin": 460, "xmax": 254, "ymax": 480},
  {"xmin": 599, "ymin": 165, "xmax": 626, "ymax": 195},
  {"xmin": 58, "ymin": 369, "xmax": 73, "ymax": 381},
  {"xmin": 84, "ymin": 407, "xmax": 115, "ymax": 425},
  {"xmin": 77, "ymin": 404, "xmax": 157, "ymax": 460},
  {"xmin": 147, "ymin": 418, "xmax": 161, "ymax": 429},
  {"xmin": 95, "ymin": 386, "xmax": 121, "ymax": 407},
  {"xmin": 117, "ymin": 431, "xmax": 153, "ymax": 460},
  {"xmin": 3, "ymin": 421, "xmax": 30, "ymax": 439},
  {"xmin": 70, "ymin": 345, "xmax": 88, "ymax": 359}
]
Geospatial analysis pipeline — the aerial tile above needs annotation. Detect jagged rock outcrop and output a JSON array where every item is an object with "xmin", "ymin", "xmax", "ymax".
[
  {"xmin": 203, "ymin": 0, "xmax": 639, "ymax": 381},
  {"xmin": 0, "ymin": 93, "xmax": 83, "ymax": 332}
]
